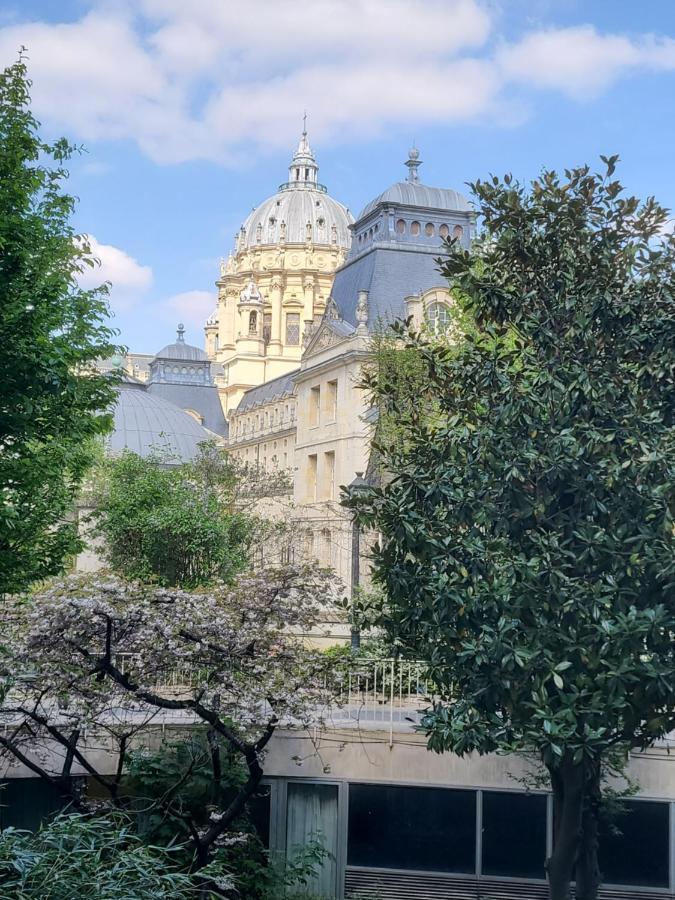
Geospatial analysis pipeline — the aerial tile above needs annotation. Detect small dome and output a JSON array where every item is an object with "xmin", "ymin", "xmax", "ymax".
[
  {"xmin": 108, "ymin": 381, "xmax": 213, "ymax": 462},
  {"xmin": 358, "ymin": 181, "xmax": 472, "ymax": 220},
  {"xmin": 154, "ymin": 323, "xmax": 208, "ymax": 362}
]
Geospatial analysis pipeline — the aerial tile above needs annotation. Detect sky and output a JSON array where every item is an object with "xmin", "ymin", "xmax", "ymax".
[{"xmin": 2, "ymin": 0, "xmax": 675, "ymax": 351}]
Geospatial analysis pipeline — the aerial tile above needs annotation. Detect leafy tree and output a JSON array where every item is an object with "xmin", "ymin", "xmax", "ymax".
[
  {"xmin": 0, "ymin": 55, "xmax": 119, "ymax": 595},
  {"xmin": 0, "ymin": 568, "xmax": 336, "ymax": 881},
  {"xmin": 89, "ymin": 442, "xmax": 291, "ymax": 587},
  {"xmin": 348, "ymin": 158, "xmax": 675, "ymax": 900}
]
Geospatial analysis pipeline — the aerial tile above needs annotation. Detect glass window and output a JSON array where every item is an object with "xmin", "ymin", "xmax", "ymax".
[
  {"xmin": 348, "ymin": 783, "xmax": 476, "ymax": 873},
  {"xmin": 410, "ymin": 221, "xmax": 421, "ymax": 236},
  {"xmin": 482, "ymin": 791, "xmax": 547, "ymax": 879},
  {"xmin": 0, "ymin": 778, "xmax": 69, "ymax": 830},
  {"xmin": 395, "ymin": 219, "xmax": 406, "ymax": 234},
  {"xmin": 598, "ymin": 799, "xmax": 670, "ymax": 888},
  {"xmin": 453, "ymin": 224, "xmax": 464, "ymax": 241},
  {"xmin": 426, "ymin": 302, "xmax": 451, "ymax": 331},
  {"xmin": 287, "ymin": 782, "xmax": 338, "ymax": 897},
  {"xmin": 425, "ymin": 222, "xmax": 435, "ymax": 236},
  {"xmin": 286, "ymin": 313, "xmax": 300, "ymax": 345},
  {"xmin": 439, "ymin": 224, "xmax": 450, "ymax": 239}
]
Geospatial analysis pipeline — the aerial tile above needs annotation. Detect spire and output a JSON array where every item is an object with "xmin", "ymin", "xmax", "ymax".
[
  {"xmin": 286, "ymin": 117, "xmax": 320, "ymax": 188},
  {"xmin": 405, "ymin": 145, "xmax": 422, "ymax": 184},
  {"xmin": 177, "ymin": 323, "xmax": 185, "ymax": 343}
]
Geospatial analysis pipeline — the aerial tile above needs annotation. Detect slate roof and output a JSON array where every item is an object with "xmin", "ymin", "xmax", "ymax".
[
  {"xmin": 235, "ymin": 369, "xmax": 299, "ymax": 413},
  {"xmin": 147, "ymin": 382, "xmax": 229, "ymax": 438},
  {"xmin": 107, "ymin": 381, "xmax": 214, "ymax": 462},
  {"xmin": 359, "ymin": 181, "xmax": 472, "ymax": 219}
]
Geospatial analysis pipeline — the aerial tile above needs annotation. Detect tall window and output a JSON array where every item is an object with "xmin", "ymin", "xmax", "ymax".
[
  {"xmin": 307, "ymin": 454, "xmax": 317, "ymax": 501},
  {"xmin": 410, "ymin": 220, "xmax": 421, "ymax": 236},
  {"xmin": 309, "ymin": 385, "xmax": 320, "ymax": 427},
  {"xmin": 286, "ymin": 313, "xmax": 300, "ymax": 345},
  {"xmin": 324, "ymin": 450, "xmax": 335, "ymax": 499},
  {"xmin": 263, "ymin": 312, "xmax": 271, "ymax": 344},
  {"xmin": 325, "ymin": 379, "xmax": 337, "ymax": 422}
]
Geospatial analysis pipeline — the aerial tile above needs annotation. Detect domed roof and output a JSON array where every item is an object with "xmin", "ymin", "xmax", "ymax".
[
  {"xmin": 237, "ymin": 128, "xmax": 353, "ymax": 250},
  {"xmin": 154, "ymin": 324, "xmax": 208, "ymax": 361},
  {"xmin": 107, "ymin": 380, "xmax": 213, "ymax": 462},
  {"xmin": 359, "ymin": 181, "xmax": 473, "ymax": 220}
]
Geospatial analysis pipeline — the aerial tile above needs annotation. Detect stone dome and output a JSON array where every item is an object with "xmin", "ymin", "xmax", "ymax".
[
  {"xmin": 237, "ymin": 129, "xmax": 353, "ymax": 250},
  {"xmin": 107, "ymin": 379, "xmax": 213, "ymax": 462}
]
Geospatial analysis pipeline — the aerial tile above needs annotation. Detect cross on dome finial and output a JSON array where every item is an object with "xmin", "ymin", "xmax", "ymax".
[
  {"xmin": 303, "ymin": 111, "xmax": 307, "ymax": 135},
  {"xmin": 177, "ymin": 323, "xmax": 185, "ymax": 342},
  {"xmin": 405, "ymin": 145, "xmax": 422, "ymax": 184}
]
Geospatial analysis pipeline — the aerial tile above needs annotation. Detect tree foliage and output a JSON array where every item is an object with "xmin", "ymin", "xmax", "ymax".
[
  {"xmin": 348, "ymin": 158, "xmax": 675, "ymax": 900},
  {"xmin": 0, "ymin": 55, "xmax": 119, "ymax": 595},
  {"xmin": 89, "ymin": 443, "xmax": 272, "ymax": 587},
  {"xmin": 0, "ymin": 569, "xmax": 336, "ymax": 884}
]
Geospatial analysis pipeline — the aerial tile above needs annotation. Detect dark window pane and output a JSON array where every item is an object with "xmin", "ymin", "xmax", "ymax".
[
  {"xmin": 348, "ymin": 783, "xmax": 476, "ymax": 873},
  {"xmin": 482, "ymin": 791, "xmax": 547, "ymax": 879},
  {"xmin": 599, "ymin": 799, "xmax": 670, "ymax": 888},
  {"xmin": 0, "ymin": 779, "xmax": 69, "ymax": 830},
  {"xmin": 250, "ymin": 785, "xmax": 271, "ymax": 848}
]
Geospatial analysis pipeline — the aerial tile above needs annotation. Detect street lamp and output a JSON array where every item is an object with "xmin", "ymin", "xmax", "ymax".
[{"xmin": 347, "ymin": 471, "xmax": 369, "ymax": 653}]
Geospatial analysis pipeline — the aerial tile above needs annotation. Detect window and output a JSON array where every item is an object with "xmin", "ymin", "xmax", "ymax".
[
  {"xmin": 453, "ymin": 224, "xmax": 464, "ymax": 241},
  {"xmin": 410, "ymin": 220, "xmax": 421, "ymax": 236},
  {"xmin": 325, "ymin": 379, "xmax": 337, "ymax": 422},
  {"xmin": 287, "ymin": 783, "xmax": 338, "ymax": 897},
  {"xmin": 482, "ymin": 791, "xmax": 547, "ymax": 879},
  {"xmin": 439, "ymin": 223, "xmax": 450, "ymax": 239},
  {"xmin": 263, "ymin": 312, "xmax": 271, "ymax": 344},
  {"xmin": 248, "ymin": 310, "xmax": 258, "ymax": 335},
  {"xmin": 425, "ymin": 222, "xmax": 435, "ymax": 236},
  {"xmin": 427, "ymin": 302, "xmax": 451, "ymax": 331},
  {"xmin": 286, "ymin": 313, "xmax": 300, "ymax": 345},
  {"xmin": 307, "ymin": 454, "xmax": 317, "ymax": 501},
  {"xmin": 395, "ymin": 218, "xmax": 406, "ymax": 234},
  {"xmin": 324, "ymin": 450, "xmax": 335, "ymax": 499},
  {"xmin": 320, "ymin": 528, "xmax": 332, "ymax": 565},
  {"xmin": 348, "ymin": 784, "xmax": 476, "ymax": 873},
  {"xmin": 598, "ymin": 799, "xmax": 670, "ymax": 887},
  {"xmin": 309, "ymin": 385, "xmax": 320, "ymax": 426}
]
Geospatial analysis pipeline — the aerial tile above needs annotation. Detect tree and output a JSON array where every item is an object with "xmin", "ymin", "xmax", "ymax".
[
  {"xmin": 0, "ymin": 55, "xmax": 119, "ymax": 595},
  {"xmin": 0, "ymin": 568, "xmax": 336, "ymax": 887},
  {"xmin": 348, "ymin": 159, "xmax": 675, "ymax": 900}
]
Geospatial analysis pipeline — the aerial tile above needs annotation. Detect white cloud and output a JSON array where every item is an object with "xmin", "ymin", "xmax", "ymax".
[
  {"xmin": 2, "ymin": 5, "xmax": 675, "ymax": 163},
  {"xmin": 161, "ymin": 290, "xmax": 216, "ymax": 330},
  {"xmin": 498, "ymin": 26, "xmax": 675, "ymax": 99},
  {"xmin": 77, "ymin": 234, "xmax": 153, "ymax": 312}
]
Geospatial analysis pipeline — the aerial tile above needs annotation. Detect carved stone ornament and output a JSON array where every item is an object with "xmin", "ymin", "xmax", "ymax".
[
  {"xmin": 323, "ymin": 296, "xmax": 340, "ymax": 320},
  {"xmin": 356, "ymin": 290, "xmax": 368, "ymax": 326}
]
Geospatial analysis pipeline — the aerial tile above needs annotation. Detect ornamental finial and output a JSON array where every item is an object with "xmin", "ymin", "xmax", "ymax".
[
  {"xmin": 177, "ymin": 323, "xmax": 185, "ymax": 342},
  {"xmin": 405, "ymin": 144, "xmax": 422, "ymax": 184}
]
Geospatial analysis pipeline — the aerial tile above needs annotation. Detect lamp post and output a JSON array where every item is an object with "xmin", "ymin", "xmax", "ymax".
[{"xmin": 347, "ymin": 471, "xmax": 369, "ymax": 653}]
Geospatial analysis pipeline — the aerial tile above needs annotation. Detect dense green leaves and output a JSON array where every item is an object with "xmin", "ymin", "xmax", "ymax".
[
  {"xmin": 0, "ymin": 56, "xmax": 119, "ymax": 594},
  {"xmin": 349, "ymin": 159, "xmax": 675, "ymax": 898},
  {"xmin": 90, "ymin": 444, "xmax": 260, "ymax": 587}
]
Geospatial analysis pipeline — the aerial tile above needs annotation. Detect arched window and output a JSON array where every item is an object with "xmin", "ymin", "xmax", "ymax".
[
  {"xmin": 439, "ymin": 224, "xmax": 450, "ymax": 239},
  {"xmin": 427, "ymin": 302, "xmax": 451, "ymax": 332},
  {"xmin": 395, "ymin": 219, "xmax": 406, "ymax": 234},
  {"xmin": 453, "ymin": 224, "xmax": 464, "ymax": 241},
  {"xmin": 249, "ymin": 310, "xmax": 258, "ymax": 334},
  {"xmin": 410, "ymin": 221, "xmax": 421, "ymax": 236},
  {"xmin": 425, "ymin": 222, "xmax": 435, "ymax": 236}
]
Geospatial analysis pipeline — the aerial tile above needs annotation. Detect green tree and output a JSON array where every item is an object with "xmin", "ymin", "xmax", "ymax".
[
  {"xmin": 348, "ymin": 159, "xmax": 675, "ymax": 900},
  {"xmin": 90, "ymin": 443, "xmax": 286, "ymax": 587},
  {"xmin": 0, "ymin": 55, "xmax": 119, "ymax": 596}
]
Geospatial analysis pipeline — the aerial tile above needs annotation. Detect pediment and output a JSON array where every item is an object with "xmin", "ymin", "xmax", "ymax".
[{"xmin": 302, "ymin": 319, "xmax": 355, "ymax": 359}]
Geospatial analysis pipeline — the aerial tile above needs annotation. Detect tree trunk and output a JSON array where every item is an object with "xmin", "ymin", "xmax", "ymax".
[
  {"xmin": 546, "ymin": 756, "xmax": 585, "ymax": 900},
  {"xmin": 575, "ymin": 759, "xmax": 602, "ymax": 900}
]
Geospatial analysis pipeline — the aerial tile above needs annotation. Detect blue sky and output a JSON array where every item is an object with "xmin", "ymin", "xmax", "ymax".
[{"xmin": 2, "ymin": 0, "xmax": 675, "ymax": 351}]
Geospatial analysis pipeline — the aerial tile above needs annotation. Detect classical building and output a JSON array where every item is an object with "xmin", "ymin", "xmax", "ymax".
[{"xmin": 205, "ymin": 128, "xmax": 353, "ymax": 415}]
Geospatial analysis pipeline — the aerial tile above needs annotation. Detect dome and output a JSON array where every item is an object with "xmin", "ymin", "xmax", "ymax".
[
  {"xmin": 107, "ymin": 380, "xmax": 213, "ymax": 462},
  {"xmin": 155, "ymin": 323, "xmax": 208, "ymax": 361},
  {"xmin": 237, "ymin": 128, "xmax": 353, "ymax": 250},
  {"xmin": 359, "ymin": 181, "xmax": 473, "ymax": 220}
]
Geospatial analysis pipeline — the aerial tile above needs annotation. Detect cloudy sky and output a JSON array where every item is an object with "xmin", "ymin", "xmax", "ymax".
[{"xmin": 3, "ymin": 0, "xmax": 675, "ymax": 350}]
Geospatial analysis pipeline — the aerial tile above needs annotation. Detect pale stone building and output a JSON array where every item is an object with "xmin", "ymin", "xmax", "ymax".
[{"xmin": 205, "ymin": 128, "xmax": 353, "ymax": 415}]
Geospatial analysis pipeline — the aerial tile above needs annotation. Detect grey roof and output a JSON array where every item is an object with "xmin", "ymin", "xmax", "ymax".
[
  {"xmin": 331, "ymin": 244, "xmax": 449, "ymax": 327},
  {"xmin": 240, "ymin": 187, "xmax": 352, "ymax": 250},
  {"xmin": 107, "ymin": 381, "xmax": 214, "ymax": 462},
  {"xmin": 235, "ymin": 369, "xmax": 299, "ymax": 413},
  {"xmin": 359, "ymin": 181, "xmax": 472, "ymax": 219},
  {"xmin": 155, "ymin": 325, "xmax": 208, "ymax": 362},
  {"xmin": 147, "ymin": 382, "xmax": 229, "ymax": 438}
]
